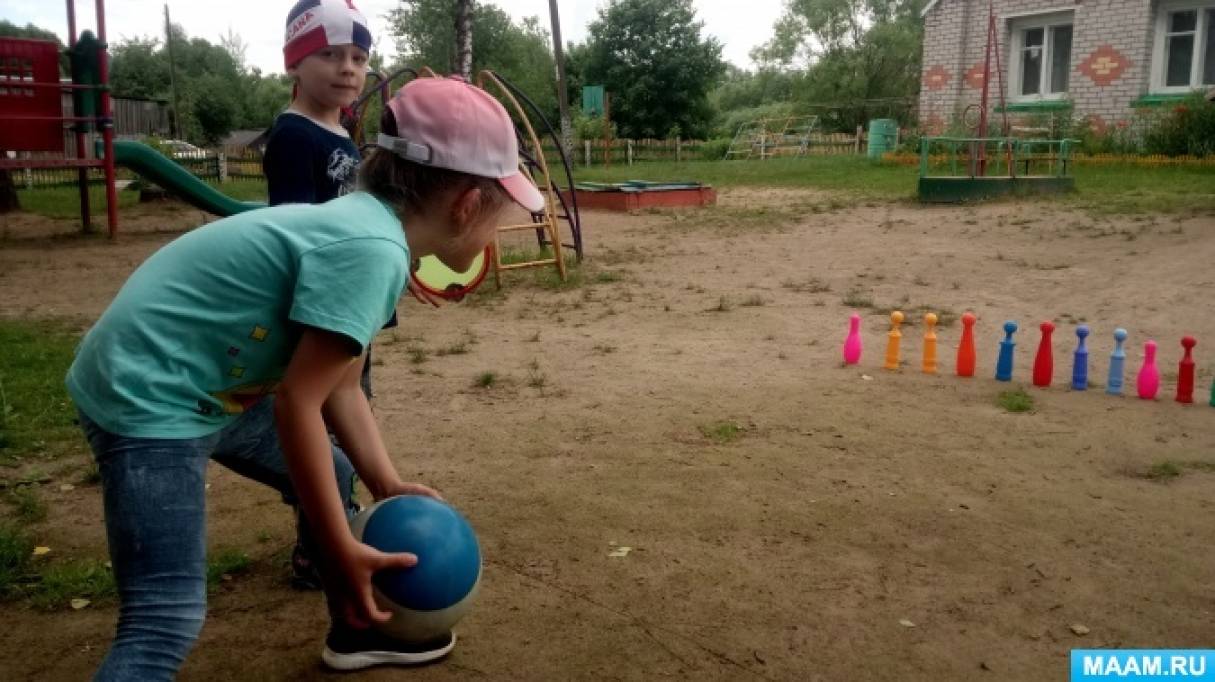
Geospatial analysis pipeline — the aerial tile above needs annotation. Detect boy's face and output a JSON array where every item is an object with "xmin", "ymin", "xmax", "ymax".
[{"xmin": 289, "ymin": 44, "xmax": 369, "ymax": 110}]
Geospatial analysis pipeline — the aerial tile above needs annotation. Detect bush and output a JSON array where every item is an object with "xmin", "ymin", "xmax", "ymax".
[
  {"xmin": 1143, "ymin": 94, "xmax": 1215, "ymax": 157},
  {"xmin": 700, "ymin": 138, "xmax": 732, "ymax": 160}
]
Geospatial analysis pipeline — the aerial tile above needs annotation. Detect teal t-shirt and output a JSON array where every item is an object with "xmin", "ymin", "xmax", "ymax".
[{"xmin": 66, "ymin": 192, "xmax": 409, "ymax": 438}]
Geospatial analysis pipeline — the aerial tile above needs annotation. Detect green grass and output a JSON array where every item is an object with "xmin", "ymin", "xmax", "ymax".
[
  {"xmin": 699, "ymin": 420, "xmax": 746, "ymax": 444},
  {"xmin": 30, "ymin": 558, "xmax": 117, "ymax": 610},
  {"xmin": 1140, "ymin": 460, "xmax": 1215, "ymax": 482},
  {"xmin": 573, "ymin": 157, "xmax": 1215, "ymax": 214},
  {"xmin": 206, "ymin": 548, "xmax": 252, "ymax": 593},
  {"xmin": 0, "ymin": 524, "xmax": 34, "ymax": 597},
  {"xmin": 1144, "ymin": 461, "xmax": 1184, "ymax": 482},
  {"xmin": 0, "ymin": 320, "xmax": 84, "ymax": 464},
  {"xmin": 13, "ymin": 178, "xmax": 267, "ymax": 222},
  {"xmin": 14, "ymin": 186, "xmax": 140, "ymax": 221},
  {"xmin": 497, "ymin": 247, "xmax": 587, "ymax": 290},
  {"xmin": 576, "ymin": 156, "xmax": 913, "ymax": 199},
  {"xmin": 996, "ymin": 388, "xmax": 1035, "ymax": 413},
  {"xmin": 474, "ymin": 372, "xmax": 497, "ymax": 388},
  {"xmin": 7, "ymin": 487, "xmax": 47, "ymax": 524}
]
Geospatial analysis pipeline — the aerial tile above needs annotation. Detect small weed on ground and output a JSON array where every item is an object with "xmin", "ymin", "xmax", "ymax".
[
  {"xmin": 474, "ymin": 372, "xmax": 498, "ymax": 388},
  {"xmin": 997, "ymin": 389, "xmax": 1035, "ymax": 413},
  {"xmin": 699, "ymin": 420, "xmax": 746, "ymax": 444}
]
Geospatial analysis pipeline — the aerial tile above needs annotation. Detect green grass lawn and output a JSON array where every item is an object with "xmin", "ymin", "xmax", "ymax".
[
  {"xmin": 15, "ymin": 178, "xmax": 268, "ymax": 221},
  {"xmin": 572, "ymin": 157, "xmax": 1215, "ymax": 213},
  {"xmin": 0, "ymin": 320, "xmax": 83, "ymax": 465}
]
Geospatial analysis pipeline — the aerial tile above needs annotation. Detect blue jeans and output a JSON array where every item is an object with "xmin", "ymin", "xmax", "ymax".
[{"xmin": 77, "ymin": 398, "xmax": 357, "ymax": 681}]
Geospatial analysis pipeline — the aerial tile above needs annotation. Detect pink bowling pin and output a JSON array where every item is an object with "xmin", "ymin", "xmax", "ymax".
[
  {"xmin": 843, "ymin": 313, "xmax": 863, "ymax": 365},
  {"xmin": 1137, "ymin": 340, "xmax": 1159, "ymax": 400}
]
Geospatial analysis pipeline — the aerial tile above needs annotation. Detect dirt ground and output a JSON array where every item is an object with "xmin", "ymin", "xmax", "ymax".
[{"xmin": 1, "ymin": 188, "xmax": 1214, "ymax": 681}]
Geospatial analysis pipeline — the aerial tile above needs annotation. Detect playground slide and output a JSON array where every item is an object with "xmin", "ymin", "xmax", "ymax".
[{"xmin": 112, "ymin": 140, "xmax": 264, "ymax": 216}]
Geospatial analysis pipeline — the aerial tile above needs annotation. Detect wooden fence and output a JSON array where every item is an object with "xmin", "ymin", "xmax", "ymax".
[{"xmin": 884, "ymin": 151, "xmax": 1215, "ymax": 168}]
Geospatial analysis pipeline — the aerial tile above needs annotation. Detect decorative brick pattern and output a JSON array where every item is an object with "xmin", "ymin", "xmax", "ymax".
[
  {"xmin": 965, "ymin": 62, "xmax": 988, "ymax": 89},
  {"xmin": 1078, "ymin": 45, "xmax": 1131, "ymax": 86},
  {"xmin": 924, "ymin": 64, "xmax": 952, "ymax": 90}
]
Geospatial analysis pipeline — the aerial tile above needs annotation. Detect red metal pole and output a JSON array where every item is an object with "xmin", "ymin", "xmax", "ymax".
[
  {"xmin": 976, "ymin": 4, "xmax": 994, "ymax": 176},
  {"xmin": 96, "ymin": 0, "xmax": 119, "ymax": 238},
  {"xmin": 67, "ymin": 0, "xmax": 93, "ymax": 232}
]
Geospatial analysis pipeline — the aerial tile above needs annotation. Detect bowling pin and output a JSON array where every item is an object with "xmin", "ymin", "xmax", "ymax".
[
  {"xmin": 1072, "ymin": 325, "xmax": 1090, "ymax": 391},
  {"xmin": 1033, "ymin": 321, "xmax": 1055, "ymax": 387},
  {"xmin": 1137, "ymin": 340, "xmax": 1159, "ymax": 400},
  {"xmin": 1177, "ymin": 336, "xmax": 1196, "ymax": 403},
  {"xmin": 1106, "ymin": 329, "xmax": 1128, "ymax": 395},
  {"xmin": 956, "ymin": 312, "xmax": 976, "ymax": 377},
  {"xmin": 884, "ymin": 311, "xmax": 904, "ymax": 371},
  {"xmin": 843, "ymin": 313, "xmax": 863, "ymax": 365}
]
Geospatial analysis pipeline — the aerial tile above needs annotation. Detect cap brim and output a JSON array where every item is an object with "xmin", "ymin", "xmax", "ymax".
[{"xmin": 499, "ymin": 173, "xmax": 546, "ymax": 213}]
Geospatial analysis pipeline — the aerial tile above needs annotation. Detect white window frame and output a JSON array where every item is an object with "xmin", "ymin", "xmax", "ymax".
[
  {"xmin": 1007, "ymin": 12, "xmax": 1075, "ymax": 102},
  {"xmin": 1150, "ymin": 0, "xmax": 1215, "ymax": 92}
]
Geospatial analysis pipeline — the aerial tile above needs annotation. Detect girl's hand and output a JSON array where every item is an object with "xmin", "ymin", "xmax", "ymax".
[
  {"xmin": 377, "ymin": 479, "xmax": 443, "ymax": 502},
  {"xmin": 406, "ymin": 279, "xmax": 443, "ymax": 308},
  {"xmin": 324, "ymin": 539, "xmax": 418, "ymax": 629}
]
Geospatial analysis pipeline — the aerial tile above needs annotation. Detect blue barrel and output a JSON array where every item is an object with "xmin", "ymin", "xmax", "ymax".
[{"xmin": 867, "ymin": 119, "xmax": 899, "ymax": 159}]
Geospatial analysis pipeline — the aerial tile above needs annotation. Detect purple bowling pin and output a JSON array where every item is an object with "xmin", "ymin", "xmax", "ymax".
[
  {"xmin": 1137, "ymin": 340, "xmax": 1159, "ymax": 400},
  {"xmin": 843, "ymin": 313, "xmax": 863, "ymax": 365}
]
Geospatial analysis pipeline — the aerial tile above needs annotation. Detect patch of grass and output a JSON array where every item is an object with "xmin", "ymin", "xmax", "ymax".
[
  {"xmin": 474, "ymin": 372, "xmax": 497, "ymax": 388},
  {"xmin": 30, "ymin": 558, "xmax": 117, "ymax": 610},
  {"xmin": 708, "ymin": 296, "xmax": 732, "ymax": 313},
  {"xmin": 573, "ymin": 158, "xmax": 1215, "ymax": 215},
  {"xmin": 15, "ymin": 186, "xmax": 139, "ymax": 220},
  {"xmin": 0, "ymin": 320, "xmax": 84, "ymax": 464},
  {"xmin": 996, "ymin": 388, "xmax": 1035, "ymax": 413},
  {"xmin": 1143, "ymin": 461, "xmax": 1184, "ymax": 482},
  {"xmin": 842, "ymin": 291, "xmax": 875, "ymax": 309},
  {"xmin": 739, "ymin": 295, "xmax": 766, "ymax": 307},
  {"xmin": 8, "ymin": 486, "xmax": 48, "ymax": 524},
  {"xmin": 435, "ymin": 341, "xmax": 469, "ymax": 357},
  {"xmin": 526, "ymin": 361, "xmax": 547, "ymax": 390},
  {"xmin": 781, "ymin": 278, "xmax": 831, "ymax": 294},
  {"xmin": 592, "ymin": 270, "xmax": 624, "ymax": 284},
  {"xmin": 575, "ymin": 156, "xmax": 914, "ymax": 200},
  {"xmin": 406, "ymin": 345, "xmax": 429, "ymax": 364},
  {"xmin": 206, "ymin": 549, "xmax": 252, "ymax": 593},
  {"xmin": 592, "ymin": 343, "xmax": 617, "ymax": 355},
  {"xmin": 0, "ymin": 524, "xmax": 34, "ymax": 597},
  {"xmin": 699, "ymin": 420, "xmax": 746, "ymax": 444}
]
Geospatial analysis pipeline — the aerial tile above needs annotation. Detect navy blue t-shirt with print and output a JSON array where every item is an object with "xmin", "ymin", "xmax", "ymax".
[
  {"xmin": 263, "ymin": 111, "xmax": 361, "ymax": 206},
  {"xmin": 262, "ymin": 110, "xmax": 397, "ymax": 396}
]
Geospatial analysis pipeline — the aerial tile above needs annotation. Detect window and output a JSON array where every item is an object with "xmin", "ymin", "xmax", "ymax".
[
  {"xmin": 1010, "ymin": 14, "xmax": 1074, "ymax": 100},
  {"xmin": 1152, "ymin": 2, "xmax": 1215, "ymax": 91}
]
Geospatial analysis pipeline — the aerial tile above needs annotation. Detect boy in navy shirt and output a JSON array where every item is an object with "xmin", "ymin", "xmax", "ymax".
[{"xmin": 263, "ymin": 0, "xmax": 375, "ymax": 590}]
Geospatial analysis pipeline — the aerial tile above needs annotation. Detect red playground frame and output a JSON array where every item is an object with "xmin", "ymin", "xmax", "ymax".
[{"xmin": 0, "ymin": 1, "xmax": 118, "ymax": 236}]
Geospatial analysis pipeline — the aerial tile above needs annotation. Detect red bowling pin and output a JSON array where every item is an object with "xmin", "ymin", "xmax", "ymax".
[
  {"xmin": 1137, "ymin": 340, "xmax": 1159, "ymax": 400},
  {"xmin": 1176, "ymin": 336, "xmax": 1197, "ymax": 403},
  {"xmin": 843, "ymin": 313, "xmax": 863, "ymax": 365},
  {"xmin": 1032, "ymin": 321, "xmax": 1055, "ymax": 387}
]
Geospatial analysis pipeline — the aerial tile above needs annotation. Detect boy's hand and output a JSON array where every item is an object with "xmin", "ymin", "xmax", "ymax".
[
  {"xmin": 325, "ymin": 539, "xmax": 418, "ymax": 630},
  {"xmin": 377, "ymin": 480, "xmax": 443, "ymax": 502}
]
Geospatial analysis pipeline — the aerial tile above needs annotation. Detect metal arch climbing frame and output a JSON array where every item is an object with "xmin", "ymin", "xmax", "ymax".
[
  {"xmin": 476, "ymin": 69, "xmax": 567, "ymax": 289},
  {"xmin": 484, "ymin": 71, "xmax": 583, "ymax": 263}
]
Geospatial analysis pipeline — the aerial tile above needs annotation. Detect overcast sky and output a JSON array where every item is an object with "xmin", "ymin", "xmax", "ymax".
[{"xmin": 3, "ymin": 0, "xmax": 785, "ymax": 74}]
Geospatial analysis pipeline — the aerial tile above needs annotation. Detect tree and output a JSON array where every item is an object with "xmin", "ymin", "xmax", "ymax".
[
  {"xmin": 389, "ymin": 0, "xmax": 559, "ymax": 122},
  {"xmin": 580, "ymin": 0, "xmax": 726, "ymax": 139},
  {"xmin": 750, "ymin": 0, "xmax": 925, "ymax": 129}
]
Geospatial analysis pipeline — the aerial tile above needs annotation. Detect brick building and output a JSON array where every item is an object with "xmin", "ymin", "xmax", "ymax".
[{"xmin": 918, "ymin": 0, "xmax": 1215, "ymax": 133}]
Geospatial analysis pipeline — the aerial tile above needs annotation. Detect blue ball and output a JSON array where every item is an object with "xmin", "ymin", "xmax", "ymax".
[{"xmin": 350, "ymin": 495, "xmax": 481, "ymax": 641}]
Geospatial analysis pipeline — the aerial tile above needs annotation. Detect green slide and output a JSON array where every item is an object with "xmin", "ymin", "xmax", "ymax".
[{"xmin": 112, "ymin": 141, "xmax": 264, "ymax": 216}]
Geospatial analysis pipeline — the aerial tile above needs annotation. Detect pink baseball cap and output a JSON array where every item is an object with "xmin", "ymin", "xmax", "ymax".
[{"xmin": 376, "ymin": 77, "xmax": 545, "ymax": 214}]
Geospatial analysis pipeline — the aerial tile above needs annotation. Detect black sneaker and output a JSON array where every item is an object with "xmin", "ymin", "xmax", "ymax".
[
  {"xmin": 321, "ymin": 625, "xmax": 455, "ymax": 671},
  {"xmin": 290, "ymin": 542, "xmax": 324, "ymax": 591}
]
